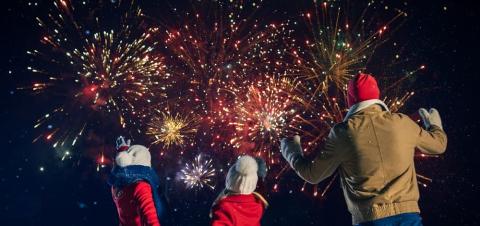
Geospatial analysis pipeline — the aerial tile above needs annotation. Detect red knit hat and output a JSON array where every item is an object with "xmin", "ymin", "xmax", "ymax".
[{"xmin": 347, "ymin": 73, "xmax": 380, "ymax": 108}]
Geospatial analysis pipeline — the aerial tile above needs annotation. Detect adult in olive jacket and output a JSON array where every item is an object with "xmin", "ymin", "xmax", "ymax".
[{"xmin": 281, "ymin": 73, "xmax": 447, "ymax": 226}]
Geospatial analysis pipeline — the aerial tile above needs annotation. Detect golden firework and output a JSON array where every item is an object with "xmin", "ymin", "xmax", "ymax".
[
  {"xmin": 292, "ymin": 2, "xmax": 407, "ymax": 100},
  {"xmin": 147, "ymin": 111, "xmax": 199, "ymax": 149},
  {"xmin": 289, "ymin": 2, "xmax": 410, "ymax": 149}
]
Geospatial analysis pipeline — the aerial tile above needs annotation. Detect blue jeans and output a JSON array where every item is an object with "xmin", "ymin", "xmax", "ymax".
[{"xmin": 355, "ymin": 213, "xmax": 423, "ymax": 226}]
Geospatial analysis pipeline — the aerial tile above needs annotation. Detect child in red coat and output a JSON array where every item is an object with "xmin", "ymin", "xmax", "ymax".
[
  {"xmin": 211, "ymin": 155, "xmax": 268, "ymax": 226},
  {"xmin": 108, "ymin": 136, "xmax": 164, "ymax": 226}
]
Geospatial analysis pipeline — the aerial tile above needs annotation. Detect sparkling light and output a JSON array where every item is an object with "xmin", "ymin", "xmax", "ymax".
[{"xmin": 179, "ymin": 154, "xmax": 216, "ymax": 190}]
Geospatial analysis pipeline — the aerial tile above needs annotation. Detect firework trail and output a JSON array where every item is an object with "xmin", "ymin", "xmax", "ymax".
[
  {"xmin": 24, "ymin": 0, "xmax": 168, "ymax": 151},
  {"xmin": 179, "ymin": 154, "xmax": 216, "ymax": 190}
]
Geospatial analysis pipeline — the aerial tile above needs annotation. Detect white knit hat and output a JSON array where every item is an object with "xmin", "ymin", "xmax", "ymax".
[
  {"xmin": 115, "ymin": 145, "xmax": 151, "ymax": 167},
  {"xmin": 226, "ymin": 155, "xmax": 260, "ymax": 194}
]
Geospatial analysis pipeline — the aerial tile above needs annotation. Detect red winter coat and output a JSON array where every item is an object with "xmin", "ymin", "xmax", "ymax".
[
  {"xmin": 112, "ymin": 181, "xmax": 161, "ymax": 226},
  {"xmin": 211, "ymin": 192, "xmax": 268, "ymax": 226}
]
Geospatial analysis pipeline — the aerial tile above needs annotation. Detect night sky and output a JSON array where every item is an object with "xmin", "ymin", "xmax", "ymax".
[{"xmin": 1, "ymin": 0, "xmax": 480, "ymax": 226}]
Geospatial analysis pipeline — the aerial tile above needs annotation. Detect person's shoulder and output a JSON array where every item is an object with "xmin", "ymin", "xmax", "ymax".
[
  {"xmin": 382, "ymin": 112, "xmax": 421, "ymax": 131},
  {"xmin": 214, "ymin": 197, "xmax": 232, "ymax": 210},
  {"xmin": 133, "ymin": 181, "xmax": 152, "ymax": 193},
  {"xmin": 388, "ymin": 111, "xmax": 408, "ymax": 118},
  {"xmin": 386, "ymin": 112, "xmax": 416, "ymax": 123}
]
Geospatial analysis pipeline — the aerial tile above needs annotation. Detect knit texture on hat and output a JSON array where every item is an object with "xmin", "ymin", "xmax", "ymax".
[
  {"xmin": 115, "ymin": 145, "xmax": 151, "ymax": 167},
  {"xmin": 226, "ymin": 155, "xmax": 259, "ymax": 194},
  {"xmin": 347, "ymin": 73, "xmax": 380, "ymax": 108}
]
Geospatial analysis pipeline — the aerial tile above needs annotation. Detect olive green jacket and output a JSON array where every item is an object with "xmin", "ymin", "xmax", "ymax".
[{"xmin": 281, "ymin": 102, "xmax": 447, "ymax": 224}]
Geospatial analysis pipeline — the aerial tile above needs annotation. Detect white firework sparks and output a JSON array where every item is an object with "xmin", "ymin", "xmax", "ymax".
[{"xmin": 179, "ymin": 154, "xmax": 216, "ymax": 190}]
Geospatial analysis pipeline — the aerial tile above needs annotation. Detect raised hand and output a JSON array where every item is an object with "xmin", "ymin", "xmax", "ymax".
[
  {"xmin": 419, "ymin": 108, "xmax": 443, "ymax": 130},
  {"xmin": 116, "ymin": 136, "xmax": 131, "ymax": 151}
]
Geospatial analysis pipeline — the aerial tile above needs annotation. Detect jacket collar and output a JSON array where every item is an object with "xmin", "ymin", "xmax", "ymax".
[
  {"xmin": 220, "ymin": 192, "xmax": 268, "ymax": 206},
  {"xmin": 212, "ymin": 189, "xmax": 268, "ymax": 208},
  {"xmin": 209, "ymin": 190, "xmax": 268, "ymax": 218},
  {"xmin": 221, "ymin": 194, "xmax": 258, "ymax": 203},
  {"xmin": 344, "ymin": 99, "xmax": 389, "ymax": 121},
  {"xmin": 108, "ymin": 165, "xmax": 159, "ymax": 189}
]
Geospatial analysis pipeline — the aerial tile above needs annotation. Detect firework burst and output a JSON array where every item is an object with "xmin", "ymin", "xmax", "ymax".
[
  {"xmin": 294, "ymin": 1, "xmax": 407, "ymax": 89},
  {"xmin": 146, "ymin": 110, "xmax": 199, "ymax": 153},
  {"xmin": 179, "ymin": 154, "xmax": 216, "ymax": 190},
  {"xmin": 25, "ymin": 0, "xmax": 167, "ymax": 149},
  {"xmin": 226, "ymin": 76, "xmax": 299, "ymax": 164},
  {"xmin": 289, "ymin": 1, "xmax": 412, "ymax": 150},
  {"xmin": 146, "ymin": 0, "xmax": 296, "ymax": 151},
  {"xmin": 272, "ymin": 1, "xmax": 428, "ymax": 196}
]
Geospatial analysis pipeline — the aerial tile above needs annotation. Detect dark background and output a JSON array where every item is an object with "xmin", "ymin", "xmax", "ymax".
[{"xmin": 1, "ymin": 0, "xmax": 479, "ymax": 225}]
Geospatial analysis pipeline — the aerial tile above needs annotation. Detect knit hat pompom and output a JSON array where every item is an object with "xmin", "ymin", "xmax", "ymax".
[{"xmin": 235, "ymin": 156, "xmax": 258, "ymax": 175}]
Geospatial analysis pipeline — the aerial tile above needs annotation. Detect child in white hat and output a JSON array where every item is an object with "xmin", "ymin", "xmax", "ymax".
[
  {"xmin": 108, "ymin": 136, "xmax": 164, "ymax": 226},
  {"xmin": 210, "ymin": 155, "xmax": 268, "ymax": 226}
]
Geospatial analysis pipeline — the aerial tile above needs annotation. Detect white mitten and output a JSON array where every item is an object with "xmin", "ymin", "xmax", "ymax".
[{"xmin": 419, "ymin": 108, "xmax": 443, "ymax": 130}]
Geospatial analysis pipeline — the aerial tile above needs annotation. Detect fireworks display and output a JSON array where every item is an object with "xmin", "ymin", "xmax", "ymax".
[
  {"xmin": 179, "ymin": 154, "xmax": 216, "ymax": 190},
  {"xmin": 277, "ymin": 1, "xmax": 429, "ymax": 196},
  {"xmin": 24, "ymin": 0, "xmax": 430, "ymax": 197},
  {"xmin": 25, "ymin": 0, "xmax": 167, "ymax": 151},
  {"xmin": 295, "ymin": 2, "xmax": 406, "ymax": 88},
  {"xmin": 148, "ymin": 0, "xmax": 298, "ymax": 153},
  {"xmin": 5, "ymin": 0, "xmax": 474, "ymax": 225},
  {"xmin": 146, "ymin": 110, "xmax": 199, "ymax": 153},
  {"xmin": 227, "ymin": 76, "xmax": 299, "ymax": 164},
  {"xmin": 289, "ymin": 1, "xmax": 410, "ymax": 148}
]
